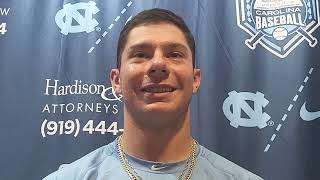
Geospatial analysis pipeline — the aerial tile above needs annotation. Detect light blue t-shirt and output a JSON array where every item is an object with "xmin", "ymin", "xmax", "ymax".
[{"xmin": 43, "ymin": 139, "xmax": 263, "ymax": 180}]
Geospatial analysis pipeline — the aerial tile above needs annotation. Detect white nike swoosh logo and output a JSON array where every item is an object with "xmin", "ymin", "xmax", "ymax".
[
  {"xmin": 150, "ymin": 164, "xmax": 169, "ymax": 171},
  {"xmin": 300, "ymin": 102, "xmax": 320, "ymax": 121}
]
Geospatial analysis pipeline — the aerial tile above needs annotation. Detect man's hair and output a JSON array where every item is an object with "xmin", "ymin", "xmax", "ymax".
[{"xmin": 116, "ymin": 8, "xmax": 195, "ymax": 69}]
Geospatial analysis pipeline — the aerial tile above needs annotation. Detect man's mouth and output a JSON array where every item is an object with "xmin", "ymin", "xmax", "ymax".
[
  {"xmin": 141, "ymin": 85, "xmax": 176, "ymax": 93},
  {"xmin": 143, "ymin": 87, "xmax": 174, "ymax": 93}
]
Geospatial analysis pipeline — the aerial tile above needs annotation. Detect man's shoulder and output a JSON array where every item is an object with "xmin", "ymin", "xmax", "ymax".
[
  {"xmin": 43, "ymin": 140, "xmax": 117, "ymax": 180},
  {"xmin": 197, "ymin": 145, "xmax": 264, "ymax": 180}
]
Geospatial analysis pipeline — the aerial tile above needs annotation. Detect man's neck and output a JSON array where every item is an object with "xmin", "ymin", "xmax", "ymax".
[{"xmin": 121, "ymin": 110, "xmax": 192, "ymax": 163}]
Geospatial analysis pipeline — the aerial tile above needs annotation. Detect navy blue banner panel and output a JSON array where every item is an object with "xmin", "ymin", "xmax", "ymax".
[{"xmin": 0, "ymin": 0, "xmax": 319, "ymax": 179}]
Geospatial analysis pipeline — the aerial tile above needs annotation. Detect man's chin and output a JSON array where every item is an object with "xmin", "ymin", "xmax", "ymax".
[
  {"xmin": 128, "ymin": 103, "xmax": 187, "ymax": 130},
  {"xmin": 141, "ymin": 102, "xmax": 176, "ymax": 113}
]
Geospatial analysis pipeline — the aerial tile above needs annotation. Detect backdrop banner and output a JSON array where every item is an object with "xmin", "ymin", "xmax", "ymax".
[{"xmin": 0, "ymin": 0, "xmax": 319, "ymax": 179}]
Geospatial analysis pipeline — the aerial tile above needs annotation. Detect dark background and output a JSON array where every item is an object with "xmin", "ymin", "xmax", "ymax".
[{"xmin": 0, "ymin": 0, "xmax": 319, "ymax": 179}]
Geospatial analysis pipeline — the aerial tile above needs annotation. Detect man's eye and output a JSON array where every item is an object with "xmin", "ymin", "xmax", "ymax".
[
  {"xmin": 133, "ymin": 52, "xmax": 148, "ymax": 58},
  {"xmin": 167, "ymin": 52, "xmax": 183, "ymax": 59}
]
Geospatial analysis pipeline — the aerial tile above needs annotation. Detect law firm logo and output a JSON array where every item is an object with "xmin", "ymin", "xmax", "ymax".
[
  {"xmin": 55, "ymin": 1, "xmax": 99, "ymax": 35},
  {"xmin": 236, "ymin": 0, "xmax": 320, "ymax": 58}
]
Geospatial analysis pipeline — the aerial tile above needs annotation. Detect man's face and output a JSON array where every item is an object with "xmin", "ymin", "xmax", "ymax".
[{"xmin": 111, "ymin": 23, "xmax": 201, "ymax": 126}]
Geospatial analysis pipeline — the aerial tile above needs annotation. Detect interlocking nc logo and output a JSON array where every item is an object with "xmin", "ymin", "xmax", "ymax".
[
  {"xmin": 236, "ymin": 0, "xmax": 320, "ymax": 58},
  {"xmin": 55, "ymin": 1, "xmax": 99, "ymax": 35},
  {"xmin": 223, "ymin": 91, "xmax": 271, "ymax": 129}
]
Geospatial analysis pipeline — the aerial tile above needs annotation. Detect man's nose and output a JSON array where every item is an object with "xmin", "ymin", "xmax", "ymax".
[{"xmin": 147, "ymin": 54, "xmax": 169, "ymax": 80}]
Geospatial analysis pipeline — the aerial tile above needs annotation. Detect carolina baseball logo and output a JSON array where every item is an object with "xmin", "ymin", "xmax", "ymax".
[
  {"xmin": 236, "ymin": 0, "xmax": 320, "ymax": 58},
  {"xmin": 55, "ymin": 1, "xmax": 99, "ymax": 35}
]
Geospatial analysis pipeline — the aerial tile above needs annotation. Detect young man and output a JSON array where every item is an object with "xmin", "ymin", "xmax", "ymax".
[{"xmin": 43, "ymin": 8, "xmax": 263, "ymax": 180}]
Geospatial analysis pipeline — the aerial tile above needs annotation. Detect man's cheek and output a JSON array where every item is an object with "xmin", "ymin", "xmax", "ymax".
[{"xmin": 121, "ymin": 83, "xmax": 138, "ymax": 97}]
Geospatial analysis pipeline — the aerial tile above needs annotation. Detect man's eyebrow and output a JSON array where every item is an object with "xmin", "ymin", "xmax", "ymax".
[
  {"xmin": 164, "ymin": 42, "xmax": 189, "ymax": 52},
  {"xmin": 128, "ymin": 43, "xmax": 155, "ymax": 51},
  {"xmin": 127, "ymin": 42, "xmax": 189, "ymax": 52}
]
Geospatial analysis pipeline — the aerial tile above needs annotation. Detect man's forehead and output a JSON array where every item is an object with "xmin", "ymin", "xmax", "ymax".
[
  {"xmin": 127, "ymin": 41, "xmax": 189, "ymax": 51},
  {"xmin": 124, "ymin": 23, "xmax": 190, "ymax": 51}
]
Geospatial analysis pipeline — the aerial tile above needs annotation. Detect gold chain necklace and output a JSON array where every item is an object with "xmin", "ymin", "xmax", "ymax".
[{"xmin": 116, "ymin": 135, "xmax": 198, "ymax": 180}]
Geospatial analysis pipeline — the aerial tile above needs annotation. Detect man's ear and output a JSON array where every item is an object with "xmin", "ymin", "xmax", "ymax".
[
  {"xmin": 192, "ymin": 68, "xmax": 201, "ymax": 93},
  {"xmin": 110, "ymin": 69, "xmax": 122, "ymax": 94}
]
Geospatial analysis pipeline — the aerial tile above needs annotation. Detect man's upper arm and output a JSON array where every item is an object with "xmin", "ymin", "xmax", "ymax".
[
  {"xmin": 42, "ymin": 164, "xmax": 70, "ymax": 180},
  {"xmin": 42, "ymin": 171, "xmax": 57, "ymax": 180}
]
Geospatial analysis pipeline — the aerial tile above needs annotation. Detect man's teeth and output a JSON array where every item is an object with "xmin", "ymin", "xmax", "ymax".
[{"xmin": 144, "ymin": 87, "xmax": 173, "ymax": 93}]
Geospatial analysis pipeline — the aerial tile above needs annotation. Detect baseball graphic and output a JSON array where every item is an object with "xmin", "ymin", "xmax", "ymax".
[
  {"xmin": 254, "ymin": 0, "xmax": 303, "ymax": 10},
  {"xmin": 273, "ymin": 27, "xmax": 288, "ymax": 40}
]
